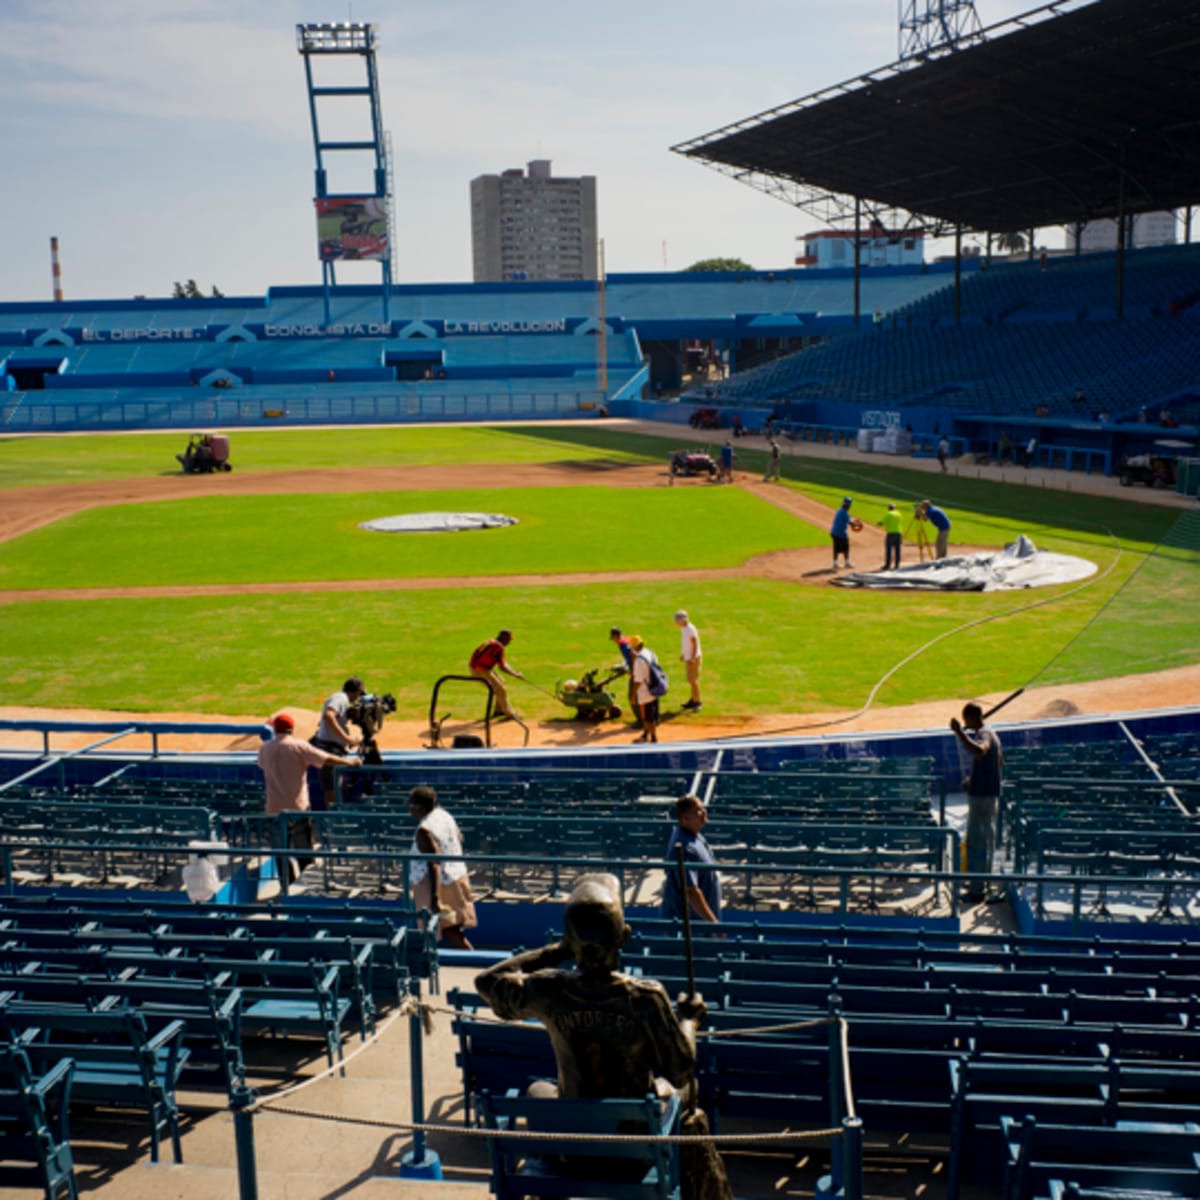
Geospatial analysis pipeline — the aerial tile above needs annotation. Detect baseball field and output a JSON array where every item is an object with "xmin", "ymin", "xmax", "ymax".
[{"xmin": 1, "ymin": 421, "xmax": 1196, "ymax": 744}]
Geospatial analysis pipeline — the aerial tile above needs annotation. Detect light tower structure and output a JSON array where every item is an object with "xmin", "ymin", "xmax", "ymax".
[
  {"xmin": 296, "ymin": 22, "xmax": 393, "ymax": 324},
  {"xmin": 898, "ymin": 0, "xmax": 983, "ymax": 60}
]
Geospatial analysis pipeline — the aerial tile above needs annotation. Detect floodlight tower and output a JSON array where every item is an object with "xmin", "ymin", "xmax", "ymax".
[
  {"xmin": 296, "ymin": 22, "xmax": 393, "ymax": 324},
  {"xmin": 899, "ymin": 0, "xmax": 983, "ymax": 60}
]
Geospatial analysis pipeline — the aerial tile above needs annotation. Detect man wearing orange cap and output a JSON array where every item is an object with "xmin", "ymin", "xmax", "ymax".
[{"xmin": 257, "ymin": 713, "xmax": 357, "ymax": 885}]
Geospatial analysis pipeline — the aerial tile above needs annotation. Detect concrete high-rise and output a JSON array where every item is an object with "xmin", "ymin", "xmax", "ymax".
[{"xmin": 471, "ymin": 160, "xmax": 597, "ymax": 282}]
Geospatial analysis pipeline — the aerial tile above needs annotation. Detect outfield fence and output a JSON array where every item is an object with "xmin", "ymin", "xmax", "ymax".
[{"xmin": 1, "ymin": 388, "xmax": 610, "ymax": 432}]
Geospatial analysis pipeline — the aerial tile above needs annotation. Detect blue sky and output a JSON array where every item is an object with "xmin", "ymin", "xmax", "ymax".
[{"xmin": 0, "ymin": 0, "xmax": 1038, "ymax": 302}]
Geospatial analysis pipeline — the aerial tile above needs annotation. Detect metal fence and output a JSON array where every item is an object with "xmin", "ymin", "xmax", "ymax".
[{"xmin": 1, "ymin": 388, "xmax": 605, "ymax": 432}]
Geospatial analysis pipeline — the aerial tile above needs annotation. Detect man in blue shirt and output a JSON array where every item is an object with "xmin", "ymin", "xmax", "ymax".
[
  {"xmin": 918, "ymin": 499, "xmax": 952, "ymax": 559},
  {"xmin": 830, "ymin": 496, "xmax": 855, "ymax": 570},
  {"xmin": 719, "ymin": 440, "xmax": 736, "ymax": 484},
  {"xmin": 662, "ymin": 796, "xmax": 721, "ymax": 923},
  {"xmin": 609, "ymin": 625, "xmax": 639, "ymax": 728}
]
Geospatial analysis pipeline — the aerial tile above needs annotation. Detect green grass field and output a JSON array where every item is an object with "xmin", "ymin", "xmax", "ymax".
[
  {"xmin": 0, "ymin": 487, "xmax": 825, "ymax": 589},
  {"xmin": 0, "ymin": 426, "xmax": 650, "ymax": 488},
  {"xmin": 1, "ymin": 424, "xmax": 1195, "ymax": 719}
]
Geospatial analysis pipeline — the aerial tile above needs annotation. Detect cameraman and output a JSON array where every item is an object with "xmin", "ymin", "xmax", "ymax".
[{"xmin": 311, "ymin": 676, "xmax": 364, "ymax": 808}]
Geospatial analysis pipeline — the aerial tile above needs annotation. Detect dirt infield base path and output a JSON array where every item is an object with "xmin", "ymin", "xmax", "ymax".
[
  {"xmin": 2, "ymin": 662, "xmax": 1197, "ymax": 755},
  {"xmin": 0, "ymin": 461, "xmax": 668, "ymax": 545}
]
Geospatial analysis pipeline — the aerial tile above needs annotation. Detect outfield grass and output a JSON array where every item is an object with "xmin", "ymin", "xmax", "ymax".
[
  {"xmin": 2, "ymin": 423, "xmax": 1195, "ymax": 719},
  {"xmin": 0, "ymin": 425, "xmax": 658, "ymax": 488},
  {"xmin": 0, "ymin": 545, "xmax": 1166, "ymax": 719}
]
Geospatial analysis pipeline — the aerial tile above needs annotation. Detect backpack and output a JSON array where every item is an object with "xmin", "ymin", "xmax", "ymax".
[{"xmin": 640, "ymin": 650, "xmax": 669, "ymax": 698}]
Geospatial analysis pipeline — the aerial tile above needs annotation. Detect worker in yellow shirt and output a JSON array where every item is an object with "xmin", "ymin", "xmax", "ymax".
[{"xmin": 881, "ymin": 503, "xmax": 904, "ymax": 570}]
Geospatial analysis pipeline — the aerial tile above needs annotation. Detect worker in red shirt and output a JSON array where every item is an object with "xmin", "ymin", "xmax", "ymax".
[{"xmin": 469, "ymin": 629, "xmax": 524, "ymax": 721}]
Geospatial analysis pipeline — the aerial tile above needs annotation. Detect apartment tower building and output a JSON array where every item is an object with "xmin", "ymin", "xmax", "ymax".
[{"xmin": 470, "ymin": 159, "xmax": 597, "ymax": 282}]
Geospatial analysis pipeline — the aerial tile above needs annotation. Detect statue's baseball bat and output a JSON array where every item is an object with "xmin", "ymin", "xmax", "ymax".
[{"xmin": 983, "ymin": 688, "xmax": 1024, "ymax": 720}]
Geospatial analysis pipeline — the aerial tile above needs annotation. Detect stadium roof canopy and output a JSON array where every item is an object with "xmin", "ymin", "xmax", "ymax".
[{"xmin": 672, "ymin": 0, "xmax": 1200, "ymax": 236}]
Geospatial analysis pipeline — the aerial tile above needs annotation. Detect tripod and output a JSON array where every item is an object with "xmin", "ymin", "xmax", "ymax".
[{"xmin": 904, "ymin": 513, "xmax": 933, "ymax": 562}]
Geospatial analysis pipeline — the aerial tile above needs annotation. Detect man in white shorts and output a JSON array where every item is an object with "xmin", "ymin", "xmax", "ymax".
[{"xmin": 675, "ymin": 609, "xmax": 703, "ymax": 712}]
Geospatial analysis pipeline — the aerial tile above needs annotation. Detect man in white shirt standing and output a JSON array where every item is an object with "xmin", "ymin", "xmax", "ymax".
[{"xmin": 675, "ymin": 609, "xmax": 703, "ymax": 712}]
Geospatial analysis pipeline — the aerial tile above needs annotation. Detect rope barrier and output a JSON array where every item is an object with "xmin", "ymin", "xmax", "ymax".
[
  {"xmin": 249, "ymin": 995, "xmax": 848, "ymax": 1148},
  {"xmin": 414, "ymin": 994, "xmax": 835, "ymax": 1041},
  {"xmin": 247, "ymin": 998, "xmax": 418, "ymax": 1115},
  {"xmin": 259, "ymin": 1104, "xmax": 843, "ymax": 1146},
  {"xmin": 837, "ymin": 1017, "xmax": 856, "ymax": 1119},
  {"xmin": 698, "ymin": 1015, "xmax": 834, "ymax": 1039}
]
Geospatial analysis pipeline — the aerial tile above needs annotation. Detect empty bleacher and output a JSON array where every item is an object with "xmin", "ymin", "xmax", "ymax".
[
  {"xmin": 0, "ymin": 269, "xmax": 957, "ymax": 432},
  {"xmin": 686, "ymin": 244, "xmax": 1200, "ymax": 441},
  {"xmin": 2, "ymin": 724, "xmax": 1199, "ymax": 1196}
]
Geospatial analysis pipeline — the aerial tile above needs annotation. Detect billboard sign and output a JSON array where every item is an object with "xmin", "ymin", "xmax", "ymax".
[{"xmin": 315, "ymin": 196, "xmax": 390, "ymax": 262}]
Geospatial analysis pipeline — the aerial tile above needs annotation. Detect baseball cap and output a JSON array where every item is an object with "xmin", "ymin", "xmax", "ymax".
[
  {"xmin": 674, "ymin": 610, "xmax": 688, "ymax": 622},
  {"xmin": 843, "ymin": 496, "xmax": 853, "ymax": 505},
  {"xmin": 271, "ymin": 713, "xmax": 295, "ymax": 733},
  {"xmin": 609, "ymin": 626, "xmax": 622, "ymax": 637}
]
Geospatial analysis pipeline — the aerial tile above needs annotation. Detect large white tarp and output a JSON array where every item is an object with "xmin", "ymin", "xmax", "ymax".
[
  {"xmin": 833, "ymin": 534, "xmax": 1097, "ymax": 592},
  {"xmin": 359, "ymin": 512, "xmax": 518, "ymax": 533}
]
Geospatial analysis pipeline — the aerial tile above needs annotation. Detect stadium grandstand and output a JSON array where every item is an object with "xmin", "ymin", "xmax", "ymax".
[
  {"xmin": 5, "ymin": 253, "xmax": 1196, "ymax": 478},
  {"xmin": 2, "ymin": 1, "xmax": 1200, "ymax": 1198},
  {"xmin": 0, "ymin": 267, "xmax": 959, "ymax": 432}
]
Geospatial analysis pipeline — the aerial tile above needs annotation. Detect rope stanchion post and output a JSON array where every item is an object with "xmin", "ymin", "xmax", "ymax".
[
  {"xmin": 399, "ymin": 979, "xmax": 443, "ymax": 1180},
  {"xmin": 841, "ymin": 1116, "xmax": 865, "ymax": 1200},
  {"xmin": 825, "ymin": 993, "xmax": 844, "ymax": 1132},
  {"xmin": 230, "ymin": 1084, "xmax": 260, "ymax": 1200}
]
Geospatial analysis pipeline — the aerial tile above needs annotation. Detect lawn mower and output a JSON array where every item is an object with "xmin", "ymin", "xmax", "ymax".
[
  {"xmin": 670, "ymin": 448, "xmax": 719, "ymax": 479},
  {"xmin": 177, "ymin": 432, "xmax": 232, "ymax": 474},
  {"xmin": 556, "ymin": 665, "xmax": 627, "ymax": 721}
]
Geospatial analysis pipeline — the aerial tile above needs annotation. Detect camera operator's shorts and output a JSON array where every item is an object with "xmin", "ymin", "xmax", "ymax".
[{"xmin": 413, "ymin": 873, "xmax": 478, "ymax": 931}]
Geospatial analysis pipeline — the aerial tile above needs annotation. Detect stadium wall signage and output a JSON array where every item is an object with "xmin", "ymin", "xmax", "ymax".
[
  {"xmin": 76, "ymin": 327, "xmax": 205, "ymax": 343},
  {"xmin": 441, "ymin": 318, "xmax": 571, "ymax": 335},
  {"xmin": 252, "ymin": 322, "xmax": 396, "ymax": 339},
  {"xmin": 860, "ymin": 409, "xmax": 903, "ymax": 428}
]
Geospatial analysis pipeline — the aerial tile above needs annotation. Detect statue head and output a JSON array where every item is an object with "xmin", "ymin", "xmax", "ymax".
[{"xmin": 562, "ymin": 873, "xmax": 630, "ymax": 974}]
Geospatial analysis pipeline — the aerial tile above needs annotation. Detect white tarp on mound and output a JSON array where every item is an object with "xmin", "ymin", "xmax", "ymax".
[
  {"xmin": 359, "ymin": 512, "xmax": 519, "ymax": 533},
  {"xmin": 834, "ymin": 534, "xmax": 1097, "ymax": 592}
]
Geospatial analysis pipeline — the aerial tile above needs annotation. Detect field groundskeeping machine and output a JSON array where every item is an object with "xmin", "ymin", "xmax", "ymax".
[
  {"xmin": 177, "ymin": 433, "xmax": 232, "ymax": 474},
  {"xmin": 556, "ymin": 665, "xmax": 627, "ymax": 721},
  {"xmin": 670, "ymin": 448, "xmax": 718, "ymax": 479}
]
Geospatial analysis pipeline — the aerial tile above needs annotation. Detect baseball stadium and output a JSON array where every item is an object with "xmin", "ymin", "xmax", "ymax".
[{"xmin": 1, "ymin": 3, "xmax": 1200, "ymax": 1200}]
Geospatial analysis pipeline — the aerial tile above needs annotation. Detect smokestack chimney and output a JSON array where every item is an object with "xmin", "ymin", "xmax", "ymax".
[{"xmin": 50, "ymin": 237, "xmax": 64, "ymax": 302}]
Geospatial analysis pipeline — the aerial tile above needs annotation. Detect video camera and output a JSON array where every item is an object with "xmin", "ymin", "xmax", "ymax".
[
  {"xmin": 346, "ymin": 692, "xmax": 397, "ymax": 741},
  {"xmin": 345, "ymin": 692, "xmax": 396, "ymax": 785}
]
